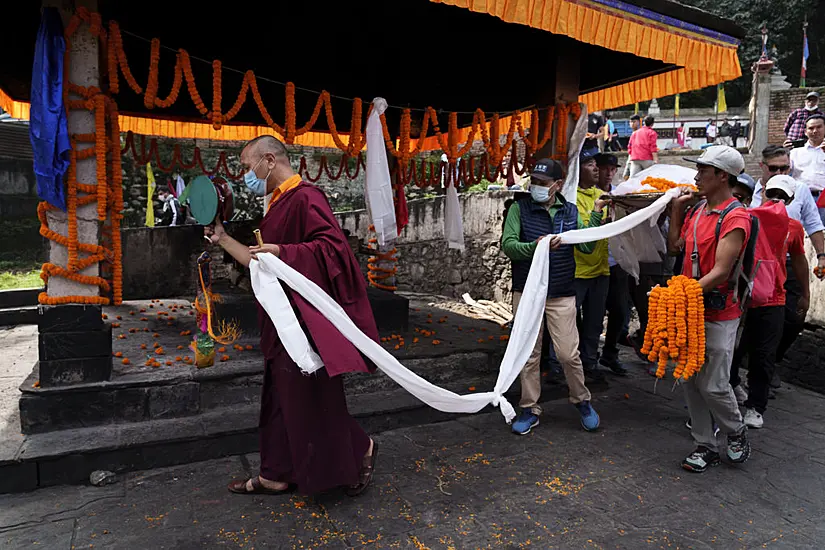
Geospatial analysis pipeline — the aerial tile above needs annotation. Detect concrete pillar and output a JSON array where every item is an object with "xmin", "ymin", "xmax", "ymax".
[
  {"xmin": 31, "ymin": 0, "xmax": 112, "ymax": 390},
  {"xmin": 749, "ymin": 59, "xmax": 774, "ymax": 156},
  {"xmin": 44, "ymin": 0, "xmax": 101, "ymax": 299}
]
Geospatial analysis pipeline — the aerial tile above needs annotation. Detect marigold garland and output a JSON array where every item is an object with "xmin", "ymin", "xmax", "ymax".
[
  {"xmin": 633, "ymin": 177, "xmax": 698, "ymax": 194},
  {"xmin": 640, "ymin": 275, "xmax": 706, "ymax": 381}
]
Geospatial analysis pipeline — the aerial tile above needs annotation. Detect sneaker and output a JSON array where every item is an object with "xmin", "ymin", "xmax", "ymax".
[
  {"xmin": 685, "ymin": 418, "xmax": 720, "ymax": 436},
  {"xmin": 733, "ymin": 385, "xmax": 748, "ymax": 405},
  {"xmin": 575, "ymin": 401, "xmax": 600, "ymax": 431},
  {"xmin": 682, "ymin": 446, "xmax": 721, "ymax": 472},
  {"xmin": 743, "ymin": 408, "xmax": 764, "ymax": 429},
  {"xmin": 600, "ymin": 357, "xmax": 629, "ymax": 376},
  {"xmin": 511, "ymin": 410, "xmax": 539, "ymax": 435},
  {"xmin": 727, "ymin": 429, "xmax": 751, "ymax": 463}
]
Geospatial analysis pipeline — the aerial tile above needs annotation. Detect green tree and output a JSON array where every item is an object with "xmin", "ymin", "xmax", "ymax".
[{"xmin": 676, "ymin": 0, "xmax": 824, "ymax": 108}]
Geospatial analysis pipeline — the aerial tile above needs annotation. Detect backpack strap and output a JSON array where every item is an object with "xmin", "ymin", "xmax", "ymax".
[{"xmin": 688, "ymin": 199, "xmax": 708, "ymax": 279}]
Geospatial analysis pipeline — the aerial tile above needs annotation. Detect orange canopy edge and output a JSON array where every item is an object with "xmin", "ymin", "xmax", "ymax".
[{"xmin": 430, "ymin": 0, "xmax": 742, "ymax": 112}]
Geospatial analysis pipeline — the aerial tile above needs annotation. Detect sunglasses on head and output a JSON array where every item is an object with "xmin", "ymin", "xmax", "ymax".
[{"xmin": 766, "ymin": 164, "xmax": 790, "ymax": 173}]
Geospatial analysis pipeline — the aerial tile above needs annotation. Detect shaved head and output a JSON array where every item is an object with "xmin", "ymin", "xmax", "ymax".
[{"xmin": 239, "ymin": 134, "xmax": 296, "ymax": 194}]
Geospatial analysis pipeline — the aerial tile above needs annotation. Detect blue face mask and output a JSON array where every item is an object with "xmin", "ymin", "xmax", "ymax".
[
  {"xmin": 530, "ymin": 185, "xmax": 551, "ymax": 204},
  {"xmin": 243, "ymin": 157, "xmax": 270, "ymax": 196}
]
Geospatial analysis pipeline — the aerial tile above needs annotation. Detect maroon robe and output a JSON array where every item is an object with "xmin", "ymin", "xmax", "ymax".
[{"xmin": 256, "ymin": 181, "xmax": 378, "ymax": 494}]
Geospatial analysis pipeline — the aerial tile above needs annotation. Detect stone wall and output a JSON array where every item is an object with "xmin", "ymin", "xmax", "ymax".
[
  {"xmin": 0, "ymin": 158, "xmax": 37, "ymax": 219},
  {"xmin": 336, "ymin": 192, "xmax": 513, "ymax": 302},
  {"xmin": 768, "ymin": 87, "xmax": 825, "ymax": 146}
]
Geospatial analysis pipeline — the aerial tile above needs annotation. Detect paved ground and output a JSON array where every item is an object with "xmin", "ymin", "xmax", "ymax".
[
  {"xmin": 2, "ymin": 342, "xmax": 824, "ymax": 549},
  {"xmin": 0, "ymin": 325, "xmax": 35, "ymax": 462}
]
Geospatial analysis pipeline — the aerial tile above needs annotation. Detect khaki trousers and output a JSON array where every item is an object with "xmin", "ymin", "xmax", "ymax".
[
  {"xmin": 683, "ymin": 319, "xmax": 745, "ymax": 452},
  {"xmin": 512, "ymin": 292, "xmax": 591, "ymax": 415}
]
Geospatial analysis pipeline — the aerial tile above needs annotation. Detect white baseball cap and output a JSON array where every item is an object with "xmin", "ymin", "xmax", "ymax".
[
  {"xmin": 684, "ymin": 145, "xmax": 745, "ymax": 177},
  {"xmin": 765, "ymin": 174, "xmax": 796, "ymax": 199}
]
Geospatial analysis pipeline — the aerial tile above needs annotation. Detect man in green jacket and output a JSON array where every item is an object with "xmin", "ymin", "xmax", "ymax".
[{"xmin": 501, "ymin": 158, "xmax": 603, "ymax": 435}]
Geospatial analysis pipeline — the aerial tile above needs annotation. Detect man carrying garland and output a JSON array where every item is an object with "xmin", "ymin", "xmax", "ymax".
[{"xmin": 668, "ymin": 145, "xmax": 751, "ymax": 472}]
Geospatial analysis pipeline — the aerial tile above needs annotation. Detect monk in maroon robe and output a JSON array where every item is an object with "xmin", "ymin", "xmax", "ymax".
[{"xmin": 205, "ymin": 135, "xmax": 379, "ymax": 496}]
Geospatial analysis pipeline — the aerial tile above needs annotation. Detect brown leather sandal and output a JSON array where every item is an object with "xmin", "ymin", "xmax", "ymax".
[
  {"xmin": 227, "ymin": 476, "xmax": 296, "ymax": 495},
  {"xmin": 346, "ymin": 441, "xmax": 378, "ymax": 497}
]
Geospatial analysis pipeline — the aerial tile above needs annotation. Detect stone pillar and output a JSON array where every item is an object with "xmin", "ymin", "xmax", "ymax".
[
  {"xmin": 35, "ymin": 0, "xmax": 112, "ymax": 388},
  {"xmin": 545, "ymin": 44, "xmax": 581, "ymax": 159},
  {"xmin": 749, "ymin": 59, "xmax": 774, "ymax": 156}
]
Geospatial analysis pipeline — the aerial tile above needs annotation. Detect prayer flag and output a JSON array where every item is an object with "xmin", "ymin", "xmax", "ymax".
[
  {"xmin": 717, "ymin": 84, "xmax": 727, "ymax": 114},
  {"xmin": 146, "ymin": 162, "xmax": 156, "ymax": 227},
  {"xmin": 801, "ymin": 27, "xmax": 809, "ymax": 87}
]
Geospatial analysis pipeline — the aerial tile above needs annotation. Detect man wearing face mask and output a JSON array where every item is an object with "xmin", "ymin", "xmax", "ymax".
[
  {"xmin": 205, "ymin": 135, "xmax": 380, "ymax": 497},
  {"xmin": 501, "ymin": 158, "xmax": 604, "ymax": 435}
]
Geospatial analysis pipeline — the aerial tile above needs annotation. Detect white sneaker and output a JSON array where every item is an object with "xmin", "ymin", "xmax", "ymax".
[
  {"xmin": 733, "ymin": 385, "xmax": 748, "ymax": 405},
  {"xmin": 744, "ymin": 408, "xmax": 763, "ymax": 429}
]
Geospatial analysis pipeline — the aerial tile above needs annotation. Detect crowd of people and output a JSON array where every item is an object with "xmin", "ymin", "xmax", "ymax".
[
  {"xmin": 500, "ymin": 110, "xmax": 825, "ymax": 473},
  {"xmin": 202, "ymin": 101, "xmax": 825, "ymax": 496}
]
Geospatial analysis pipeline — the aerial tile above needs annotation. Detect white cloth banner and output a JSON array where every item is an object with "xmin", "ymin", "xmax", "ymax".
[
  {"xmin": 445, "ymin": 183, "xmax": 465, "ymax": 251},
  {"xmin": 249, "ymin": 188, "xmax": 679, "ymax": 423},
  {"xmin": 561, "ymin": 103, "xmax": 589, "ymax": 204},
  {"xmin": 365, "ymin": 98, "xmax": 397, "ymax": 246}
]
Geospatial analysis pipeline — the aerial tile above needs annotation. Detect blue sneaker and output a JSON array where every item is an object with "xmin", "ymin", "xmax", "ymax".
[
  {"xmin": 575, "ymin": 401, "xmax": 600, "ymax": 431},
  {"xmin": 511, "ymin": 410, "xmax": 539, "ymax": 435}
]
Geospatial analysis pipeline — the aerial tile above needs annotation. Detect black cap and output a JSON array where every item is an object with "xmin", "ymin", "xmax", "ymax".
[
  {"xmin": 580, "ymin": 147, "xmax": 599, "ymax": 162},
  {"xmin": 595, "ymin": 153, "xmax": 618, "ymax": 167},
  {"xmin": 530, "ymin": 158, "xmax": 564, "ymax": 181}
]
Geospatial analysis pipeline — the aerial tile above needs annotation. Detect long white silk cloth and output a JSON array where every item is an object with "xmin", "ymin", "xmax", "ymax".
[
  {"xmin": 364, "ymin": 98, "xmax": 397, "ymax": 247},
  {"xmin": 249, "ymin": 188, "xmax": 679, "ymax": 423}
]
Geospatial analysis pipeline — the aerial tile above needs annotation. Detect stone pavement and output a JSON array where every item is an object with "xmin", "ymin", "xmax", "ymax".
[{"xmin": 2, "ymin": 354, "xmax": 824, "ymax": 549}]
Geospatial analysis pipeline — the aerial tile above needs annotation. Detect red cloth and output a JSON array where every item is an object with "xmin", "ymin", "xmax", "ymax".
[
  {"xmin": 395, "ymin": 181, "xmax": 409, "ymax": 235},
  {"xmin": 681, "ymin": 197, "xmax": 751, "ymax": 321},
  {"xmin": 628, "ymin": 126, "xmax": 658, "ymax": 161},
  {"xmin": 259, "ymin": 181, "xmax": 379, "ymax": 377}
]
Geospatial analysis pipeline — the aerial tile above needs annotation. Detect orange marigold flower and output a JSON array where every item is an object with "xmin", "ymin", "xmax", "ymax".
[{"xmin": 121, "ymin": 358, "xmax": 131, "ymax": 365}]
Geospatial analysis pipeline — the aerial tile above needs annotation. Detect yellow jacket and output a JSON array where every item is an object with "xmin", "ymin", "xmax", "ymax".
[{"xmin": 574, "ymin": 186, "xmax": 610, "ymax": 279}]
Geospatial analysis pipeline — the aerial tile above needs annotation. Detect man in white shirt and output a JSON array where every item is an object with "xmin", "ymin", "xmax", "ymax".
[
  {"xmin": 705, "ymin": 119, "xmax": 717, "ymax": 144},
  {"xmin": 789, "ymin": 115, "xmax": 825, "ymax": 225}
]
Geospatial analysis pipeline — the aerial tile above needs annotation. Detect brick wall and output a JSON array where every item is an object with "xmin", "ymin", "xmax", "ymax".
[{"xmin": 769, "ymin": 87, "xmax": 825, "ymax": 146}]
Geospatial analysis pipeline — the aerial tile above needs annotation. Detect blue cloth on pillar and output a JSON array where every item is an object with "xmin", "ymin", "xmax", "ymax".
[{"xmin": 29, "ymin": 7, "xmax": 71, "ymax": 211}]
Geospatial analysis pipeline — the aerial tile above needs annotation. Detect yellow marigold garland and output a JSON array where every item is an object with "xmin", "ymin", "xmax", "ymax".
[{"xmin": 640, "ymin": 275, "xmax": 706, "ymax": 381}]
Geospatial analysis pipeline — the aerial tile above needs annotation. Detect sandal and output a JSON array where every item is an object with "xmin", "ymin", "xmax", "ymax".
[
  {"xmin": 227, "ymin": 476, "xmax": 296, "ymax": 495},
  {"xmin": 346, "ymin": 441, "xmax": 378, "ymax": 497}
]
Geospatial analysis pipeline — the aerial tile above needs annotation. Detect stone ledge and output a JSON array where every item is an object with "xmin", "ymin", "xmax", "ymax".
[{"xmin": 1, "ymin": 381, "xmax": 527, "ymax": 494}]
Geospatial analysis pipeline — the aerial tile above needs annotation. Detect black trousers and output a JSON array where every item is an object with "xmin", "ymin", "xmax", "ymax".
[
  {"xmin": 776, "ymin": 257, "xmax": 805, "ymax": 363},
  {"xmin": 602, "ymin": 265, "xmax": 630, "ymax": 362},
  {"xmin": 730, "ymin": 306, "xmax": 784, "ymax": 414}
]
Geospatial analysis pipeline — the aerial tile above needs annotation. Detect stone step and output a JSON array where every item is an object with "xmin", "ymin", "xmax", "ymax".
[
  {"xmin": 0, "ymin": 288, "xmax": 41, "ymax": 309},
  {"xmin": 0, "ymin": 381, "xmax": 541, "ymax": 494},
  {"xmin": 0, "ymin": 305, "xmax": 38, "ymax": 327},
  {"xmin": 18, "ymin": 349, "xmax": 505, "ymax": 434}
]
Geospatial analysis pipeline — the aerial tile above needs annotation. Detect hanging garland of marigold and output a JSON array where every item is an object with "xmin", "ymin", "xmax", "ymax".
[{"xmin": 640, "ymin": 275, "xmax": 706, "ymax": 381}]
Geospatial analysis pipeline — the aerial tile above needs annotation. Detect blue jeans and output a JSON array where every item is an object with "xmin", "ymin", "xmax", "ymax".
[{"xmin": 575, "ymin": 276, "xmax": 610, "ymax": 368}]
